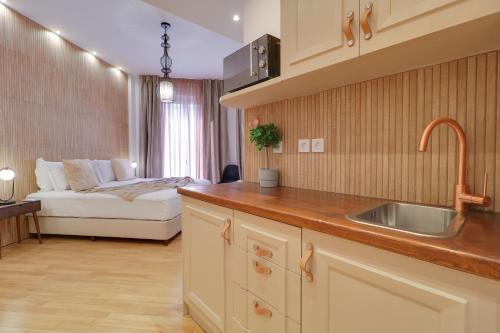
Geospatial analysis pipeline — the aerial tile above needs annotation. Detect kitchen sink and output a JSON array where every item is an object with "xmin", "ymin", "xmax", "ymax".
[{"xmin": 346, "ymin": 202, "xmax": 465, "ymax": 238}]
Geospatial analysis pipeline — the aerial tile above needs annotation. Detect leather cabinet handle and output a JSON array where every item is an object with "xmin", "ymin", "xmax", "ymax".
[
  {"xmin": 343, "ymin": 10, "xmax": 355, "ymax": 47},
  {"xmin": 300, "ymin": 243, "xmax": 314, "ymax": 282},
  {"xmin": 220, "ymin": 218, "xmax": 231, "ymax": 244},
  {"xmin": 361, "ymin": 2, "xmax": 373, "ymax": 40}
]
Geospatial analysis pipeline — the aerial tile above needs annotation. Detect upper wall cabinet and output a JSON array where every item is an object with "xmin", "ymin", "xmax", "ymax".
[
  {"xmin": 220, "ymin": 0, "xmax": 500, "ymax": 109},
  {"xmin": 281, "ymin": 0, "xmax": 360, "ymax": 78},
  {"xmin": 359, "ymin": 0, "xmax": 500, "ymax": 54}
]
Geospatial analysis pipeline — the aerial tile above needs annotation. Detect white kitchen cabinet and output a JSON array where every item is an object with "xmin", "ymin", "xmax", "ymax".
[
  {"xmin": 231, "ymin": 211, "xmax": 302, "ymax": 332},
  {"xmin": 182, "ymin": 198, "xmax": 233, "ymax": 333},
  {"xmin": 359, "ymin": 0, "xmax": 500, "ymax": 55},
  {"xmin": 301, "ymin": 228, "xmax": 500, "ymax": 333},
  {"xmin": 234, "ymin": 211, "xmax": 302, "ymax": 274},
  {"xmin": 281, "ymin": 0, "xmax": 360, "ymax": 78},
  {"xmin": 281, "ymin": 0, "xmax": 500, "ymax": 79},
  {"xmin": 182, "ymin": 197, "xmax": 500, "ymax": 333}
]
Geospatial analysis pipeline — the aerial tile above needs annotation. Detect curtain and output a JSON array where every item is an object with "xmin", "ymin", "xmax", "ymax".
[
  {"xmin": 139, "ymin": 76, "xmax": 165, "ymax": 178},
  {"xmin": 149, "ymin": 78, "xmax": 241, "ymax": 183},
  {"xmin": 201, "ymin": 80, "xmax": 223, "ymax": 183},
  {"xmin": 234, "ymin": 109, "xmax": 244, "ymax": 177},
  {"xmin": 163, "ymin": 79, "xmax": 204, "ymax": 178},
  {"xmin": 201, "ymin": 80, "xmax": 243, "ymax": 183}
]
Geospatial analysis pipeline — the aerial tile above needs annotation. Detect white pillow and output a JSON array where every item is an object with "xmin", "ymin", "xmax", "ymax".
[
  {"xmin": 35, "ymin": 158, "xmax": 63, "ymax": 191},
  {"xmin": 47, "ymin": 165, "xmax": 70, "ymax": 191},
  {"xmin": 95, "ymin": 160, "xmax": 116, "ymax": 183},
  {"xmin": 111, "ymin": 159, "xmax": 135, "ymax": 181},
  {"xmin": 90, "ymin": 161, "xmax": 104, "ymax": 184},
  {"xmin": 63, "ymin": 159, "xmax": 100, "ymax": 191}
]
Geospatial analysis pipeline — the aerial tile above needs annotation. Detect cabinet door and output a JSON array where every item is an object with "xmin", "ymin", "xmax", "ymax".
[
  {"xmin": 359, "ymin": 0, "xmax": 500, "ymax": 55},
  {"xmin": 182, "ymin": 198, "xmax": 233, "ymax": 333},
  {"xmin": 301, "ymin": 229, "xmax": 468, "ymax": 333},
  {"xmin": 281, "ymin": 0, "xmax": 359, "ymax": 78}
]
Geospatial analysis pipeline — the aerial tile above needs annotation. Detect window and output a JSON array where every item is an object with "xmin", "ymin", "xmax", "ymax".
[{"xmin": 163, "ymin": 79, "xmax": 203, "ymax": 178}]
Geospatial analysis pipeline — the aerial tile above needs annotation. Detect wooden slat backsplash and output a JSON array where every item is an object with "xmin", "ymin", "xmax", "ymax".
[
  {"xmin": 0, "ymin": 6, "xmax": 129, "ymax": 246},
  {"xmin": 244, "ymin": 50, "xmax": 500, "ymax": 212}
]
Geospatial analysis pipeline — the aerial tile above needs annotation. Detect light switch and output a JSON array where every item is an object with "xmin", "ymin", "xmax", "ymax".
[
  {"xmin": 312, "ymin": 138, "xmax": 324, "ymax": 153},
  {"xmin": 273, "ymin": 141, "xmax": 283, "ymax": 154},
  {"xmin": 298, "ymin": 139, "xmax": 310, "ymax": 153}
]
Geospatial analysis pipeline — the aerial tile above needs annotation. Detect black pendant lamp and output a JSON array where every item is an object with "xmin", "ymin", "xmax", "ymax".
[{"xmin": 158, "ymin": 22, "xmax": 174, "ymax": 103}]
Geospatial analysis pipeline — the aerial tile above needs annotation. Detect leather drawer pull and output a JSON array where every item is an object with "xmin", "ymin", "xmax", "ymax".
[
  {"xmin": 253, "ymin": 260, "xmax": 272, "ymax": 275},
  {"xmin": 254, "ymin": 301, "xmax": 272, "ymax": 318},
  {"xmin": 253, "ymin": 244, "xmax": 273, "ymax": 259}
]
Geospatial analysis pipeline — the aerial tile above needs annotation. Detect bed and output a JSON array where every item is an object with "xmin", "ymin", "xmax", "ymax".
[{"xmin": 25, "ymin": 178, "xmax": 210, "ymax": 244}]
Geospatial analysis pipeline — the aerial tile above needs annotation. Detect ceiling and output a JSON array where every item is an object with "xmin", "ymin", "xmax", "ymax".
[
  {"xmin": 4, "ymin": 0, "xmax": 244, "ymax": 78},
  {"xmin": 142, "ymin": 0, "xmax": 243, "ymax": 42}
]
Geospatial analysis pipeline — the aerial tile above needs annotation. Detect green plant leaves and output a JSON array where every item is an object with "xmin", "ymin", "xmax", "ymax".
[{"xmin": 249, "ymin": 123, "xmax": 281, "ymax": 151}]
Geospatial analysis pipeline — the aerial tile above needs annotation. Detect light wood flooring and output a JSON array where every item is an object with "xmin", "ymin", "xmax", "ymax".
[{"xmin": 0, "ymin": 235, "xmax": 204, "ymax": 333}]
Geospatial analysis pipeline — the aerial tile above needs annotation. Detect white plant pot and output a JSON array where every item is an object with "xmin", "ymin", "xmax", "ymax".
[{"xmin": 259, "ymin": 168, "xmax": 279, "ymax": 188}]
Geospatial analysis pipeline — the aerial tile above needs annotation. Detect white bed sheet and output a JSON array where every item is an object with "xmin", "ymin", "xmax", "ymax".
[{"xmin": 25, "ymin": 178, "xmax": 210, "ymax": 221}]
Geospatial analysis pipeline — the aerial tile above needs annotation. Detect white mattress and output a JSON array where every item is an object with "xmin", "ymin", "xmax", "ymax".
[{"xmin": 25, "ymin": 178, "xmax": 210, "ymax": 221}]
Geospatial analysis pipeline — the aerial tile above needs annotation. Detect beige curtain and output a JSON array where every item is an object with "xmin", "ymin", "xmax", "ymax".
[
  {"xmin": 140, "ymin": 77, "xmax": 241, "ymax": 183},
  {"xmin": 139, "ymin": 76, "xmax": 165, "ymax": 178},
  {"xmin": 163, "ymin": 79, "xmax": 204, "ymax": 178},
  {"xmin": 201, "ymin": 80, "xmax": 242, "ymax": 183},
  {"xmin": 201, "ymin": 80, "xmax": 222, "ymax": 183}
]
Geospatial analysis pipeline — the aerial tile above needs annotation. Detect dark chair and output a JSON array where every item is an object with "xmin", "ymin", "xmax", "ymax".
[{"xmin": 220, "ymin": 164, "xmax": 240, "ymax": 183}]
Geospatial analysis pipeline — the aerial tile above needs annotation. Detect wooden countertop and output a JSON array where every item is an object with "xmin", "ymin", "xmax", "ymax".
[{"xmin": 178, "ymin": 182, "xmax": 500, "ymax": 281}]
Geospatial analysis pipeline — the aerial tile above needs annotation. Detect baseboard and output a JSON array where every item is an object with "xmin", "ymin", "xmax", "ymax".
[{"xmin": 185, "ymin": 302, "xmax": 222, "ymax": 333}]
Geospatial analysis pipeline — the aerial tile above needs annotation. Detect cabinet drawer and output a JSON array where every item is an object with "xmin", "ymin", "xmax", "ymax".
[
  {"xmin": 235, "ymin": 211, "xmax": 301, "ymax": 274},
  {"xmin": 247, "ymin": 293, "xmax": 284, "ymax": 333},
  {"xmin": 247, "ymin": 253, "xmax": 284, "ymax": 313},
  {"xmin": 247, "ymin": 253, "xmax": 301, "ymax": 323},
  {"xmin": 247, "ymin": 293, "xmax": 301, "ymax": 333}
]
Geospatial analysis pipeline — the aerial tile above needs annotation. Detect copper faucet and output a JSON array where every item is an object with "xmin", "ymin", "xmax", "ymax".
[{"xmin": 419, "ymin": 118, "xmax": 491, "ymax": 212}]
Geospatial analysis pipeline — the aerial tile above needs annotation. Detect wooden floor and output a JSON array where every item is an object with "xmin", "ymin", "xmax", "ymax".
[{"xmin": 0, "ymin": 235, "xmax": 204, "ymax": 333}]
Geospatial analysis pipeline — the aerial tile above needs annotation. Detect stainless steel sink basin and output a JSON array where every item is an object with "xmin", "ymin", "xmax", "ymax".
[{"xmin": 346, "ymin": 202, "xmax": 465, "ymax": 238}]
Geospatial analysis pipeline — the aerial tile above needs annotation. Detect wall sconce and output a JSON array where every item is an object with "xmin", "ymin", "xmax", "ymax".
[{"xmin": 0, "ymin": 167, "xmax": 15, "ymax": 205}]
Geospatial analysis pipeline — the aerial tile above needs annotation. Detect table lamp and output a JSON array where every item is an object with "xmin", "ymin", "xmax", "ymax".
[
  {"xmin": 130, "ymin": 161, "xmax": 138, "ymax": 177},
  {"xmin": 0, "ymin": 167, "xmax": 15, "ymax": 205}
]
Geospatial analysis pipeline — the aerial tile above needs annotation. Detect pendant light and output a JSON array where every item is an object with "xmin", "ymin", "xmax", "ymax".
[{"xmin": 158, "ymin": 22, "xmax": 174, "ymax": 103}]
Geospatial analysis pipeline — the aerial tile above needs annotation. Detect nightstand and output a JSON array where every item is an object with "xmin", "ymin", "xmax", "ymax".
[{"xmin": 0, "ymin": 200, "xmax": 42, "ymax": 258}]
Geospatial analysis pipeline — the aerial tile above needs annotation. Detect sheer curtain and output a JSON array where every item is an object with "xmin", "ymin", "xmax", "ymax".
[
  {"xmin": 162, "ymin": 78, "xmax": 242, "ymax": 183},
  {"xmin": 163, "ymin": 79, "xmax": 203, "ymax": 178}
]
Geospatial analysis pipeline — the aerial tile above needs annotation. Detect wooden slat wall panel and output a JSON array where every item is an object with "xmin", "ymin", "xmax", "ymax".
[
  {"xmin": 244, "ymin": 50, "xmax": 500, "ymax": 212},
  {"xmin": 0, "ymin": 6, "xmax": 128, "ymax": 246}
]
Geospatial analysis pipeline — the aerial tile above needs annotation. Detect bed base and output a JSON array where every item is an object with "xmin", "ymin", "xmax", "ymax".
[
  {"xmin": 85, "ymin": 231, "xmax": 180, "ymax": 245},
  {"xmin": 27, "ymin": 215, "xmax": 182, "ymax": 244}
]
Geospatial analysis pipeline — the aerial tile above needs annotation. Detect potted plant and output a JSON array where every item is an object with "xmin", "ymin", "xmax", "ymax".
[{"xmin": 249, "ymin": 123, "xmax": 281, "ymax": 188}]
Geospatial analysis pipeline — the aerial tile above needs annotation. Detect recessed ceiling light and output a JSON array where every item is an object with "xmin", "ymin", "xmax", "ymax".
[
  {"xmin": 117, "ymin": 66, "xmax": 122, "ymax": 70},
  {"xmin": 55, "ymin": 30, "xmax": 61, "ymax": 35},
  {"xmin": 232, "ymin": 14, "xmax": 240, "ymax": 22},
  {"xmin": 92, "ymin": 51, "xmax": 97, "ymax": 56}
]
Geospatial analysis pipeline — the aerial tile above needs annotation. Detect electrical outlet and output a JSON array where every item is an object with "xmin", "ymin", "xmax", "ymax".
[
  {"xmin": 273, "ymin": 141, "xmax": 283, "ymax": 154},
  {"xmin": 298, "ymin": 139, "xmax": 310, "ymax": 153},
  {"xmin": 311, "ymin": 138, "xmax": 324, "ymax": 153}
]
